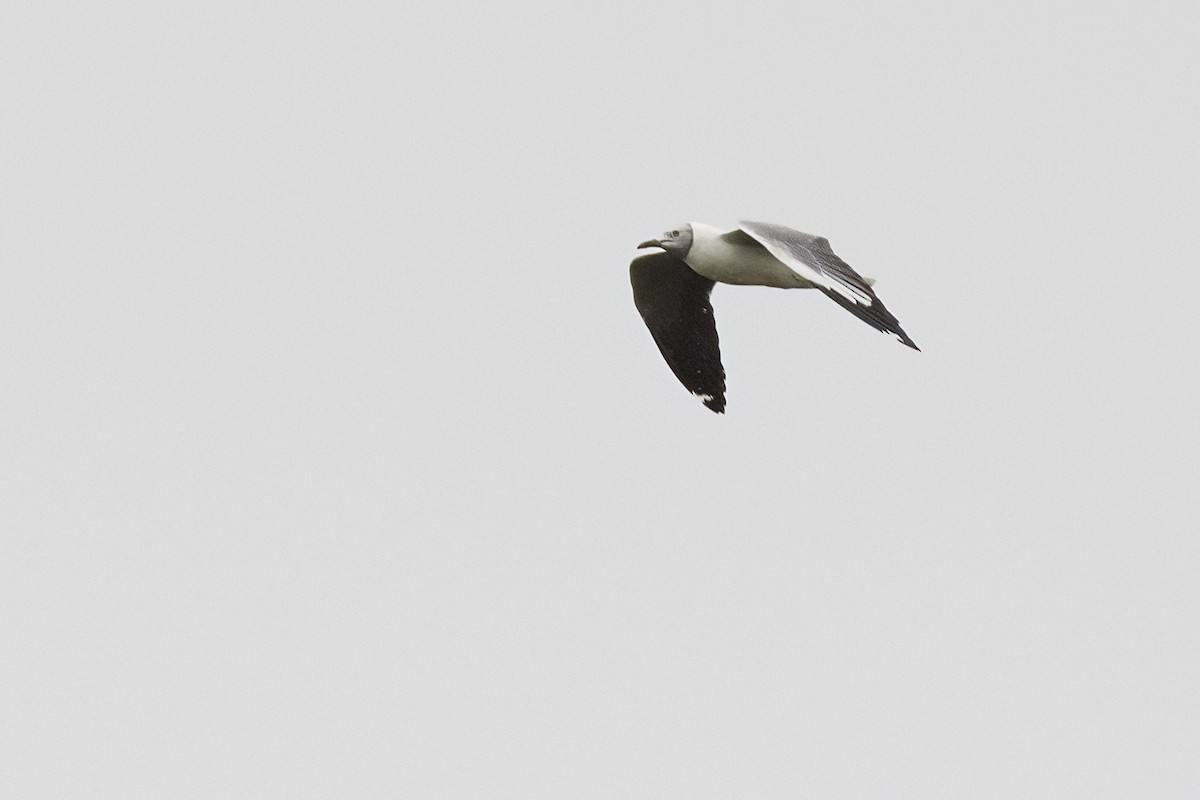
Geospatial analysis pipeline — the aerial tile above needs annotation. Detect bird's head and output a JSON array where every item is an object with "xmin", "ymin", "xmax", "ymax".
[{"xmin": 637, "ymin": 223, "xmax": 693, "ymax": 259}]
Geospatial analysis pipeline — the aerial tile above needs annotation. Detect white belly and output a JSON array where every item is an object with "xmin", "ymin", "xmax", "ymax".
[{"xmin": 684, "ymin": 223, "xmax": 814, "ymax": 289}]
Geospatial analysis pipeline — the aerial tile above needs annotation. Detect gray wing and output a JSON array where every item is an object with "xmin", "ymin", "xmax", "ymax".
[
  {"xmin": 630, "ymin": 251, "xmax": 726, "ymax": 413},
  {"xmin": 738, "ymin": 221, "xmax": 919, "ymax": 350}
]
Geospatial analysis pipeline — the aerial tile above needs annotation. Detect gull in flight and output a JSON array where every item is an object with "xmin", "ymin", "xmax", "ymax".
[{"xmin": 631, "ymin": 221, "xmax": 919, "ymax": 413}]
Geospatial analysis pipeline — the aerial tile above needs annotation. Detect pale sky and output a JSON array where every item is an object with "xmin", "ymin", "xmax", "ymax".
[{"xmin": 3, "ymin": 2, "xmax": 1199, "ymax": 797}]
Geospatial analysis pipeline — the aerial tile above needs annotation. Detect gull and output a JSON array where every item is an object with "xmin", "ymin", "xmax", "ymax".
[{"xmin": 631, "ymin": 221, "xmax": 919, "ymax": 413}]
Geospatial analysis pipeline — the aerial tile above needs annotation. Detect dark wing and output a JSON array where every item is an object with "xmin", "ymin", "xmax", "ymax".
[
  {"xmin": 630, "ymin": 251, "xmax": 726, "ymax": 413},
  {"xmin": 738, "ymin": 221, "xmax": 920, "ymax": 350}
]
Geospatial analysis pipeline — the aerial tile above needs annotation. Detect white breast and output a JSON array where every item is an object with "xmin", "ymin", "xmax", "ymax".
[{"xmin": 684, "ymin": 222, "xmax": 813, "ymax": 289}]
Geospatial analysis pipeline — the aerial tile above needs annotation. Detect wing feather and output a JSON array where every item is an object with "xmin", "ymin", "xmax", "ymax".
[
  {"xmin": 738, "ymin": 221, "xmax": 873, "ymax": 304},
  {"xmin": 738, "ymin": 221, "xmax": 919, "ymax": 350},
  {"xmin": 630, "ymin": 251, "xmax": 726, "ymax": 412}
]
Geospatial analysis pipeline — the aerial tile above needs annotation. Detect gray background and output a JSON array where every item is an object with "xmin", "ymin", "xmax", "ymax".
[{"xmin": 3, "ymin": 1, "xmax": 1198, "ymax": 797}]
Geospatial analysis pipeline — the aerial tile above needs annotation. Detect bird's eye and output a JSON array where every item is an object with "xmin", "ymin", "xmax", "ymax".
[{"xmin": 671, "ymin": 230, "xmax": 679, "ymax": 237}]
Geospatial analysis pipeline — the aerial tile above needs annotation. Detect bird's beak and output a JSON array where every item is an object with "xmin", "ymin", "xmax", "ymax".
[{"xmin": 637, "ymin": 239, "xmax": 662, "ymax": 249}]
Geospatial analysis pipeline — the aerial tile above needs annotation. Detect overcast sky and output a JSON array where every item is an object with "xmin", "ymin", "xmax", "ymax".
[{"xmin": 3, "ymin": 1, "xmax": 1199, "ymax": 797}]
